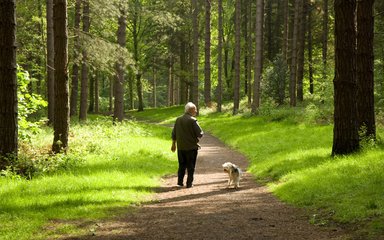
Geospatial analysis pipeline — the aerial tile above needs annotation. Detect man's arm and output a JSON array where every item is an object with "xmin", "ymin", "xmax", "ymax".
[
  {"xmin": 171, "ymin": 125, "xmax": 177, "ymax": 152},
  {"xmin": 193, "ymin": 120, "xmax": 203, "ymax": 138}
]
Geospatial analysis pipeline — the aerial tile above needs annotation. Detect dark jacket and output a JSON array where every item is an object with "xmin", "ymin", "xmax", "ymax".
[{"xmin": 172, "ymin": 113, "xmax": 203, "ymax": 150}]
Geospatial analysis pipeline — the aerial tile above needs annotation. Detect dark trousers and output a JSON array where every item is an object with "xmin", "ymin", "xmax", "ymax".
[{"xmin": 177, "ymin": 149, "xmax": 198, "ymax": 187}]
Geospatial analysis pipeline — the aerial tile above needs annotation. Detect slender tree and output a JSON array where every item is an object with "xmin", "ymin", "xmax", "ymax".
[
  {"xmin": 217, "ymin": 0, "xmax": 223, "ymax": 112},
  {"xmin": 192, "ymin": 0, "xmax": 199, "ymax": 111},
  {"xmin": 70, "ymin": 0, "xmax": 81, "ymax": 116},
  {"xmin": 321, "ymin": 0, "xmax": 329, "ymax": 102},
  {"xmin": 332, "ymin": 0, "xmax": 359, "ymax": 155},
  {"xmin": 46, "ymin": 0, "xmax": 55, "ymax": 124},
  {"xmin": 307, "ymin": 0, "xmax": 314, "ymax": 94},
  {"xmin": 289, "ymin": 0, "xmax": 300, "ymax": 107},
  {"xmin": 0, "ymin": 0, "xmax": 18, "ymax": 167},
  {"xmin": 233, "ymin": 0, "xmax": 241, "ymax": 115},
  {"xmin": 52, "ymin": 0, "xmax": 69, "ymax": 153},
  {"xmin": 252, "ymin": 0, "xmax": 264, "ymax": 113},
  {"xmin": 204, "ymin": 0, "xmax": 212, "ymax": 107},
  {"xmin": 79, "ymin": 0, "xmax": 90, "ymax": 121},
  {"xmin": 296, "ymin": 0, "xmax": 305, "ymax": 102},
  {"xmin": 357, "ymin": 0, "xmax": 375, "ymax": 139},
  {"xmin": 114, "ymin": 10, "xmax": 126, "ymax": 122}
]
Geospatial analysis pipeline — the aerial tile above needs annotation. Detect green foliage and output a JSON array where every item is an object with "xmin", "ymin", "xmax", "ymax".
[
  {"xmin": 263, "ymin": 55, "xmax": 288, "ymax": 105},
  {"xmin": 17, "ymin": 67, "xmax": 48, "ymax": 142}
]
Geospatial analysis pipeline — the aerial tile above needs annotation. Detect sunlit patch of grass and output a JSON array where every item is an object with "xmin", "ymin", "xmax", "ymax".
[{"xmin": 0, "ymin": 116, "xmax": 177, "ymax": 240}]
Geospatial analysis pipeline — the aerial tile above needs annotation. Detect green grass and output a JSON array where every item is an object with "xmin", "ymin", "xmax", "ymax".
[
  {"xmin": 131, "ymin": 105, "xmax": 384, "ymax": 238},
  {"xmin": 0, "ymin": 116, "xmax": 177, "ymax": 240}
]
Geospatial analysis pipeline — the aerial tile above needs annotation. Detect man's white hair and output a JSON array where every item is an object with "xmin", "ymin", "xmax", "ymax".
[{"xmin": 184, "ymin": 102, "xmax": 196, "ymax": 113}]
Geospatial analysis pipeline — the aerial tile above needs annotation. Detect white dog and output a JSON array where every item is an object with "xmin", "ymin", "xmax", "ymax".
[{"xmin": 222, "ymin": 162, "xmax": 242, "ymax": 189}]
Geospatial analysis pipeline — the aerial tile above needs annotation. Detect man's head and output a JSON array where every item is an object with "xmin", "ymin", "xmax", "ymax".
[{"xmin": 185, "ymin": 102, "xmax": 197, "ymax": 116}]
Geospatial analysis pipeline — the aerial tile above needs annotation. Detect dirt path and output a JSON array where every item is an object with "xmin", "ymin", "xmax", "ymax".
[{"xmin": 64, "ymin": 133, "xmax": 350, "ymax": 240}]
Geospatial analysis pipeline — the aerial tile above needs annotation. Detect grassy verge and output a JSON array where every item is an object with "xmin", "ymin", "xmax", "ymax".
[
  {"xmin": 130, "ymin": 105, "xmax": 384, "ymax": 238},
  {"xmin": 0, "ymin": 116, "xmax": 177, "ymax": 240}
]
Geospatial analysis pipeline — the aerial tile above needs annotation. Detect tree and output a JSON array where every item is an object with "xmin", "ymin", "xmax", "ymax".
[
  {"xmin": 70, "ymin": 0, "xmax": 81, "ymax": 116},
  {"xmin": 217, "ymin": 0, "xmax": 223, "ymax": 112},
  {"xmin": 192, "ymin": 0, "xmax": 199, "ymax": 111},
  {"xmin": 52, "ymin": 0, "xmax": 70, "ymax": 153},
  {"xmin": 0, "ymin": 0, "xmax": 18, "ymax": 167},
  {"xmin": 252, "ymin": 0, "xmax": 264, "ymax": 113},
  {"xmin": 321, "ymin": 0, "xmax": 329, "ymax": 102},
  {"xmin": 289, "ymin": 0, "xmax": 300, "ymax": 107},
  {"xmin": 114, "ymin": 9, "xmax": 126, "ymax": 121},
  {"xmin": 47, "ymin": 0, "xmax": 55, "ymax": 124},
  {"xmin": 233, "ymin": 0, "xmax": 241, "ymax": 115},
  {"xmin": 296, "ymin": 0, "xmax": 304, "ymax": 102},
  {"xmin": 332, "ymin": 0, "xmax": 359, "ymax": 155},
  {"xmin": 356, "ymin": 0, "xmax": 375, "ymax": 140},
  {"xmin": 307, "ymin": 0, "xmax": 314, "ymax": 94},
  {"xmin": 79, "ymin": 0, "xmax": 90, "ymax": 121},
  {"xmin": 204, "ymin": 0, "xmax": 212, "ymax": 107}
]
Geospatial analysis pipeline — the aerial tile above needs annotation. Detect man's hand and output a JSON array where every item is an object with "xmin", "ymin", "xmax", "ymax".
[{"xmin": 171, "ymin": 141, "xmax": 176, "ymax": 152}]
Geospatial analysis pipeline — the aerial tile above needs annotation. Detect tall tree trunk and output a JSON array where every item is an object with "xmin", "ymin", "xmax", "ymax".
[
  {"xmin": 357, "ymin": 0, "xmax": 375, "ymax": 139},
  {"xmin": 307, "ymin": 0, "xmax": 314, "ymax": 94},
  {"xmin": 296, "ymin": 0, "xmax": 305, "ymax": 102},
  {"xmin": 0, "ymin": 0, "xmax": 18, "ymax": 166},
  {"xmin": 94, "ymin": 71, "xmax": 99, "ymax": 114},
  {"xmin": 266, "ymin": 0, "xmax": 272, "ymax": 61},
  {"xmin": 289, "ymin": 0, "xmax": 300, "ymax": 107},
  {"xmin": 114, "ymin": 11, "xmax": 126, "ymax": 121},
  {"xmin": 152, "ymin": 61, "xmax": 157, "ymax": 108},
  {"xmin": 192, "ymin": 0, "xmax": 199, "ymax": 112},
  {"xmin": 204, "ymin": 0, "xmax": 212, "ymax": 107},
  {"xmin": 233, "ymin": 0, "xmax": 241, "ymax": 115},
  {"xmin": 332, "ymin": 0, "xmax": 359, "ymax": 155},
  {"xmin": 179, "ymin": 39, "xmax": 187, "ymax": 104},
  {"xmin": 52, "ymin": 0, "xmax": 69, "ymax": 153},
  {"xmin": 247, "ymin": 0, "xmax": 253, "ymax": 106},
  {"xmin": 321, "ymin": 0, "xmax": 329, "ymax": 103},
  {"xmin": 89, "ymin": 73, "xmax": 94, "ymax": 113},
  {"xmin": 217, "ymin": 0, "xmax": 223, "ymax": 112},
  {"xmin": 46, "ymin": 0, "xmax": 55, "ymax": 124},
  {"xmin": 79, "ymin": 0, "xmax": 90, "ymax": 121},
  {"xmin": 282, "ymin": 0, "xmax": 289, "ymax": 63},
  {"xmin": 167, "ymin": 54, "xmax": 173, "ymax": 106},
  {"xmin": 252, "ymin": 0, "xmax": 264, "ymax": 113},
  {"xmin": 70, "ymin": 0, "xmax": 81, "ymax": 116}
]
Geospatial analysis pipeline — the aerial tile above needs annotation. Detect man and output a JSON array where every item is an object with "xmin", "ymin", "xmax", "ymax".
[{"xmin": 171, "ymin": 102, "xmax": 204, "ymax": 188}]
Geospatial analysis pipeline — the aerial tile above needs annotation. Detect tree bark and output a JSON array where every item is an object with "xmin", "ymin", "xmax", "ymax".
[
  {"xmin": 79, "ymin": 0, "xmax": 90, "ymax": 121},
  {"xmin": 289, "ymin": 0, "xmax": 300, "ymax": 107},
  {"xmin": 52, "ymin": 0, "xmax": 69, "ymax": 153},
  {"xmin": 217, "ymin": 0, "xmax": 223, "ymax": 112},
  {"xmin": 114, "ymin": 11, "xmax": 126, "ymax": 121},
  {"xmin": 70, "ymin": 0, "xmax": 81, "ymax": 116},
  {"xmin": 357, "ymin": 0, "xmax": 375, "ymax": 139},
  {"xmin": 321, "ymin": 0, "xmax": 329, "ymax": 102},
  {"xmin": 204, "ymin": 0, "xmax": 212, "ymax": 107},
  {"xmin": 0, "ymin": 0, "xmax": 18, "ymax": 166},
  {"xmin": 296, "ymin": 0, "xmax": 305, "ymax": 102},
  {"xmin": 233, "ymin": 0, "xmax": 241, "ymax": 115},
  {"xmin": 307, "ymin": 0, "xmax": 314, "ymax": 94},
  {"xmin": 332, "ymin": 0, "xmax": 359, "ymax": 156},
  {"xmin": 46, "ymin": 0, "xmax": 55, "ymax": 124},
  {"xmin": 252, "ymin": 0, "xmax": 264, "ymax": 113},
  {"xmin": 94, "ymin": 71, "xmax": 99, "ymax": 114},
  {"xmin": 192, "ymin": 0, "xmax": 199, "ymax": 112}
]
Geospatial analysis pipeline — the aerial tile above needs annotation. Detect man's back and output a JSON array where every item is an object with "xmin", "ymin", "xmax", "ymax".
[{"xmin": 172, "ymin": 113, "xmax": 203, "ymax": 150}]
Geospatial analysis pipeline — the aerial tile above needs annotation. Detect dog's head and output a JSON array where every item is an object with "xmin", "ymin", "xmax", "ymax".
[{"xmin": 222, "ymin": 162, "xmax": 237, "ymax": 172}]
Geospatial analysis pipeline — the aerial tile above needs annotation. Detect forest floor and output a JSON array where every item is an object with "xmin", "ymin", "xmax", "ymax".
[{"xmin": 60, "ymin": 133, "xmax": 354, "ymax": 240}]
